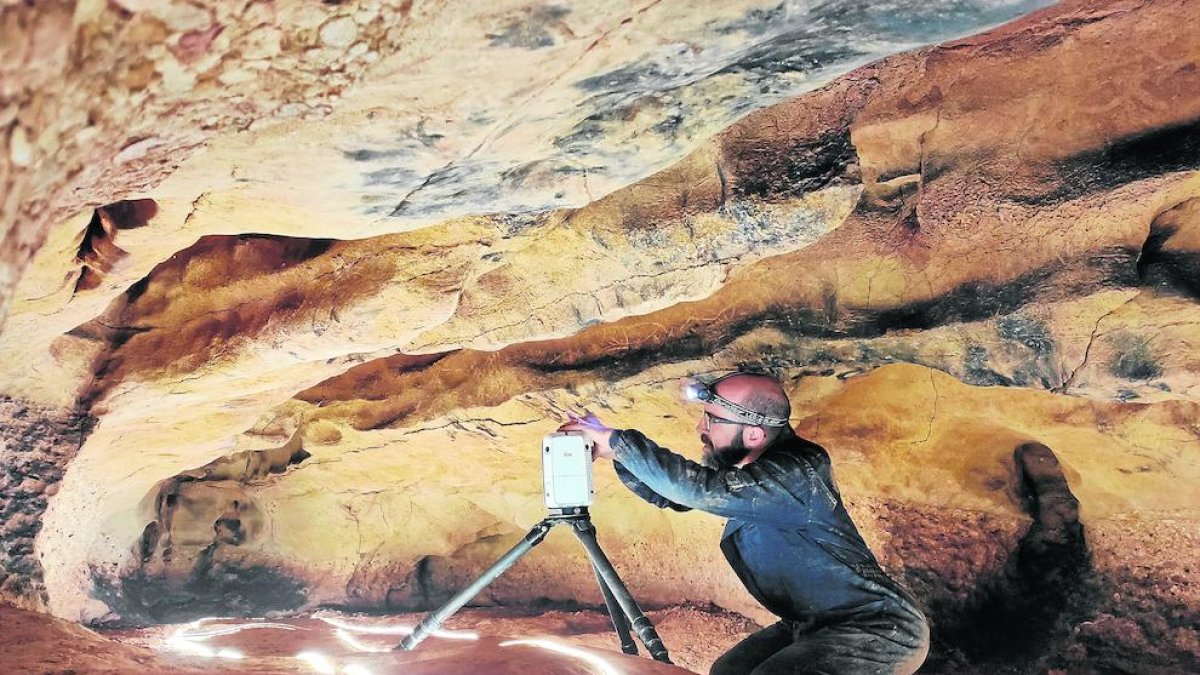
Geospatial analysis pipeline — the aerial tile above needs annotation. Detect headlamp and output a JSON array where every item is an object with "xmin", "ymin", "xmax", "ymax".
[
  {"xmin": 682, "ymin": 381, "xmax": 710, "ymax": 402},
  {"xmin": 681, "ymin": 376, "xmax": 789, "ymax": 427}
]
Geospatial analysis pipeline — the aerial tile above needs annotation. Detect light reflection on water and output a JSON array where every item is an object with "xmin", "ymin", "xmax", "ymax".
[{"xmin": 143, "ymin": 610, "xmax": 626, "ymax": 674}]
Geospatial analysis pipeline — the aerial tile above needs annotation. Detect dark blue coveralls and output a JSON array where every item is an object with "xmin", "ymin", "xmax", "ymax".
[{"xmin": 610, "ymin": 428, "xmax": 929, "ymax": 675}]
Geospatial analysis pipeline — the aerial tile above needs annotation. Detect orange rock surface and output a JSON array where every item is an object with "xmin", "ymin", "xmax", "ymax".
[{"xmin": 2, "ymin": 0, "xmax": 1199, "ymax": 672}]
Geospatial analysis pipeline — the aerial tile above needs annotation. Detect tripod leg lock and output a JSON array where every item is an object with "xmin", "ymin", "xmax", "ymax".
[{"xmin": 630, "ymin": 616, "xmax": 671, "ymax": 663}]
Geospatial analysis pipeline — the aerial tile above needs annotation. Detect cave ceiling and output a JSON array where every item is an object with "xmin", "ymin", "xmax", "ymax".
[{"xmin": 2, "ymin": 0, "xmax": 1200, "ymax": 671}]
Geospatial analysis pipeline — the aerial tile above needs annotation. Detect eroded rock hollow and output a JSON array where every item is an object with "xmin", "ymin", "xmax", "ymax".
[{"xmin": 2, "ymin": 0, "xmax": 1199, "ymax": 672}]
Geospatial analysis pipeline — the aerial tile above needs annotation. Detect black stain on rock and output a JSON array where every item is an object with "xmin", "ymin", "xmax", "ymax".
[
  {"xmin": 864, "ymin": 247, "xmax": 1139, "ymax": 337},
  {"xmin": 962, "ymin": 344, "xmax": 1014, "ymax": 386},
  {"xmin": 495, "ymin": 211, "xmax": 551, "ymax": 237},
  {"xmin": 385, "ymin": 555, "xmax": 436, "ymax": 611},
  {"xmin": 728, "ymin": 128, "xmax": 860, "ymax": 200},
  {"xmin": 1104, "ymin": 117, "xmax": 1200, "ymax": 179},
  {"xmin": 808, "ymin": 0, "xmax": 1052, "ymax": 45},
  {"xmin": 554, "ymin": 93, "xmax": 684, "ymax": 154},
  {"xmin": 487, "ymin": 5, "xmax": 571, "ymax": 50},
  {"xmin": 387, "ymin": 163, "xmax": 500, "ymax": 218},
  {"xmin": 343, "ymin": 148, "xmax": 409, "ymax": 162},
  {"xmin": 925, "ymin": 442, "xmax": 1094, "ymax": 671},
  {"xmin": 651, "ymin": 111, "xmax": 685, "ymax": 139},
  {"xmin": 575, "ymin": 60, "xmax": 680, "ymax": 95},
  {"xmin": 997, "ymin": 314, "xmax": 1054, "ymax": 357},
  {"xmin": 715, "ymin": 32, "xmax": 864, "ymax": 79},
  {"xmin": 105, "ymin": 430, "xmax": 314, "ymax": 623},
  {"xmin": 499, "ymin": 159, "xmax": 587, "ymax": 192},
  {"xmin": 363, "ymin": 166, "xmax": 421, "ymax": 187},
  {"xmin": 711, "ymin": 2, "xmax": 787, "ymax": 36},
  {"xmin": 1024, "ymin": 118, "xmax": 1200, "ymax": 206},
  {"xmin": 1106, "ymin": 331, "xmax": 1162, "ymax": 381},
  {"xmin": 95, "ymin": 558, "xmax": 308, "ymax": 626}
]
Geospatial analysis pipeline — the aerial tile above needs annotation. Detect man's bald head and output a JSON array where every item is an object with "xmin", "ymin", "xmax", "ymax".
[
  {"xmin": 713, "ymin": 373, "xmax": 791, "ymax": 427},
  {"xmin": 695, "ymin": 372, "xmax": 793, "ymax": 467}
]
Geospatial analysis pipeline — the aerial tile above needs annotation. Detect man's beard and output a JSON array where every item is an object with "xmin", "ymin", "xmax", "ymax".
[{"xmin": 701, "ymin": 433, "xmax": 750, "ymax": 470}]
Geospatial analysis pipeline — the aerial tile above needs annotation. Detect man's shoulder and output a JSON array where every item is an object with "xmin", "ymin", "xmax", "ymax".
[
  {"xmin": 756, "ymin": 435, "xmax": 823, "ymax": 463},
  {"xmin": 776, "ymin": 434, "xmax": 827, "ymax": 455}
]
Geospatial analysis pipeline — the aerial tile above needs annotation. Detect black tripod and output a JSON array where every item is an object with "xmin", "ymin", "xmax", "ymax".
[{"xmin": 396, "ymin": 506, "xmax": 672, "ymax": 664}]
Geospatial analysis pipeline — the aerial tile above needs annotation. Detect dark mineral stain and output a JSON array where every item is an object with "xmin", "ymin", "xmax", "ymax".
[
  {"xmin": 712, "ymin": 2, "xmax": 787, "ymax": 36},
  {"xmin": 728, "ymin": 129, "xmax": 859, "ymax": 200},
  {"xmin": 487, "ymin": 5, "xmax": 571, "ymax": 50},
  {"xmin": 1018, "ymin": 118, "xmax": 1200, "ymax": 206},
  {"xmin": 1107, "ymin": 332, "xmax": 1162, "ymax": 381},
  {"xmin": 715, "ymin": 33, "xmax": 864, "ymax": 79},
  {"xmin": 387, "ymin": 164, "xmax": 498, "ymax": 218},
  {"xmin": 651, "ymin": 111, "xmax": 685, "ymax": 139},
  {"xmin": 343, "ymin": 148, "xmax": 410, "ymax": 162},
  {"xmin": 107, "ymin": 432, "xmax": 314, "ymax": 625},
  {"xmin": 924, "ymin": 442, "xmax": 1093, "ymax": 671},
  {"xmin": 95, "ymin": 561, "xmax": 308, "ymax": 626},
  {"xmin": 363, "ymin": 166, "xmax": 421, "ymax": 187},
  {"xmin": 962, "ymin": 344, "xmax": 1014, "ymax": 386},
  {"xmin": 386, "ymin": 555, "xmax": 436, "ymax": 611},
  {"xmin": 808, "ymin": 0, "xmax": 1052, "ymax": 45},
  {"xmin": 575, "ymin": 60, "xmax": 678, "ymax": 94},
  {"xmin": 997, "ymin": 314, "xmax": 1054, "ymax": 356},
  {"xmin": 1105, "ymin": 117, "xmax": 1200, "ymax": 177},
  {"xmin": 867, "ymin": 247, "xmax": 1138, "ymax": 335}
]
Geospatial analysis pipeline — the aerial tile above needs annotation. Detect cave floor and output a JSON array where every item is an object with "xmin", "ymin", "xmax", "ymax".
[{"xmin": 2, "ymin": 604, "xmax": 754, "ymax": 674}]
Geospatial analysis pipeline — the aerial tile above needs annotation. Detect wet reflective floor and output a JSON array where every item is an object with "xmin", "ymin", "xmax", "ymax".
[{"xmin": 92, "ymin": 606, "xmax": 750, "ymax": 674}]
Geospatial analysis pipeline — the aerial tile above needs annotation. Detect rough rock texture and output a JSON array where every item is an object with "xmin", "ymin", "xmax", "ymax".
[
  {"xmin": 0, "ymin": 398, "xmax": 93, "ymax": 611},
  {"xmin": 0, "ymin": 0, "xmax": 1050, "ymax": 331},
  {"xmin": 2, "ymin": 0, "xmax": 1200, "ymax": 673}
]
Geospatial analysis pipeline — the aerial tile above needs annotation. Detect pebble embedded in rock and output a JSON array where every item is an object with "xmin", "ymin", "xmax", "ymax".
[{"xmin": 319, "ymin": 16, "xmax": 358, "ymax": 49}]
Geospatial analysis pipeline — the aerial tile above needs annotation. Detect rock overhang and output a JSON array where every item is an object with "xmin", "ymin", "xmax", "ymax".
[{"xmin": 1, "ymin": 0, "xmax": 1199, "ymax": 672}]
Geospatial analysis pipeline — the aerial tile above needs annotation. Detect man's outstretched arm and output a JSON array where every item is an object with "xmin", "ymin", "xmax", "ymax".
[
  {"xmin": 608, "ymin": 429, "xmax": 811, "ymax": 525},
  {"xmin": 614, "ymin": 461, "xmax": 692, "ymax": 512},
  {"xmin": 557, "ymin": 412, "xmax": 690, "ymax": 511},
  {"xmin": 558, "ymin": 413, "xmax": 812, "ymax": 525}
]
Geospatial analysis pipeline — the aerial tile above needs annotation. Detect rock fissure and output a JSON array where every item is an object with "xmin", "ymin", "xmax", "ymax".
[
  {"xmin": 1056, "ymin": 292, "xmax": 1141, "ymax": 393},
  {"xmin": 4, "ymin": 1, "xmax": 1200, "ymax": 671}
]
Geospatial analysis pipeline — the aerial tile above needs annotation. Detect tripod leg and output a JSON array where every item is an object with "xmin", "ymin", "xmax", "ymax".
[
  {"xmin": 570, "ymin": 520, "xmax": 672, "ymax": 664},
  {"xmin": 591, "ymin": 562, "xmax": 638, "ymax": 655},
  {"xmin": 396, "ymin": 520, "xmax": 554, "ymax": 651}
]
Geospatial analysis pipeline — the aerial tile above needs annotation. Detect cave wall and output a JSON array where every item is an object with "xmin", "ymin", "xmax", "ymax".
[
  {"xmin": 0, "ymin": 398, "xmax": 93, "ymax": 611},
  {"xmin": 2, "ymin": 0, "xmax": 1200, "ymax": 672}
]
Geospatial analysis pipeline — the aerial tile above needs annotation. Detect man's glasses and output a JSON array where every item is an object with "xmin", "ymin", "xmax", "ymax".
[{"xmin": 702, "ymin": 411, "xmax": 745, "ymax": 430}]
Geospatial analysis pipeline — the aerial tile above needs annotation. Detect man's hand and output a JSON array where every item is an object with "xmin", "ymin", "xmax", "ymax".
[{"xmin": 557, "ymin": 412, "xmax": 615, "ymax": 461}]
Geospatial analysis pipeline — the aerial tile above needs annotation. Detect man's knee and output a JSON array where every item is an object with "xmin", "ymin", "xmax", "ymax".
[
  {"xmin": 709, "ymin": 622, "xmax": 794, "ymax": 675},
  {"xmin": 710, "ymin": 641, "xmax": 774, "ymax": 675},
  {"xmin": 709, "ymin": 650, "xmax": 740, "ymax": 675}
]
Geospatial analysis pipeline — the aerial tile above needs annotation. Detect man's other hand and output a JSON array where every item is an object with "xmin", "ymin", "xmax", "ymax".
[{"xmin": 557, "ymin": 412, "xmax": 615, "ymax": 461}]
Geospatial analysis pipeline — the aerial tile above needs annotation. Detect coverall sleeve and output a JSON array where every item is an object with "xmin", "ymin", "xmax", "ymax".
[
  {"xmin": 609, "ymin": 428, "xmax": 812, "ymax": 526},
  {"xmin": 613, "ymin": 461, "xmax": 693, "ymax": 512}
]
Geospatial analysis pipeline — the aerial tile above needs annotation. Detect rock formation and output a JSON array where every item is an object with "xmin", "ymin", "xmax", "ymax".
[{"xmin": 2, "ymin": 0, "xmax": 1199, "ymax": 672}]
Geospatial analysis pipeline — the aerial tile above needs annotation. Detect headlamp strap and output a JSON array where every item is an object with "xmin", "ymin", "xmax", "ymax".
[{"xmin": 707, "ymin": 392, "xmax": 789, "ymax": 427}]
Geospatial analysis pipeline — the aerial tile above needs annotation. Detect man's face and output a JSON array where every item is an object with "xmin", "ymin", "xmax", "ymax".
[{"xmin": 697, "ymin": 403, "xmax": 749, "ymax": 470}]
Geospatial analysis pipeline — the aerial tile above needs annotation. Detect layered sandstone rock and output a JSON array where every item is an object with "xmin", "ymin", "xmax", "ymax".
[{"xmin": 2, "ymin": 0, "xmax": 1200, "ymax": 672}]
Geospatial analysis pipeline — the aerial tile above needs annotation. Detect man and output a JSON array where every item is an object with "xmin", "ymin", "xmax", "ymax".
[{"xmin": 559, "ymin": 372, "xmax": 929, "ymax": 675}]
